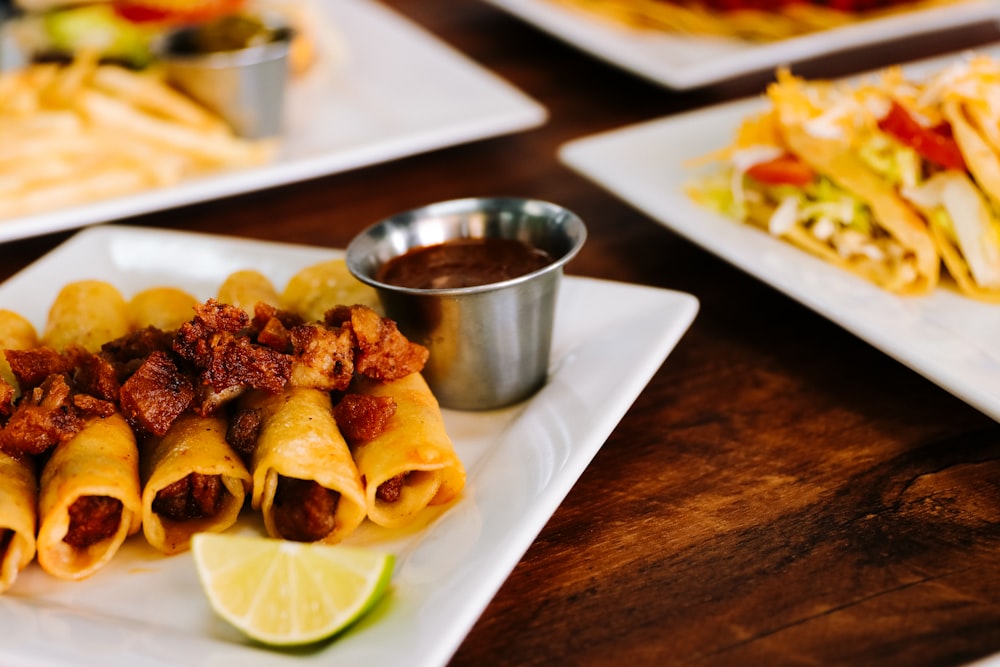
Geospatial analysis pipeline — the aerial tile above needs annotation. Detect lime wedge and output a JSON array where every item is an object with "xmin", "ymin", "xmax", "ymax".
[{"xmin": 191, "ymin": 533, "xmax": 394, "ymax": 646}]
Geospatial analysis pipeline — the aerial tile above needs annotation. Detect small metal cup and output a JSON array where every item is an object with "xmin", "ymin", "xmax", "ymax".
[
  {"xmin": 157, "ymin": 16, "xmax": 292, "ymax": 139},
  {"xmin": 346, "ymin": 197, "xmax": 587, "ymax": 411}
]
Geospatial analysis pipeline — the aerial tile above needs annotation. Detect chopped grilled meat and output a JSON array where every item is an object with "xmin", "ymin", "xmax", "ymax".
[
  {"xmin": 226, "ymin": 406, "xmax": 262, "ymax": 462},
  {"xmin": 376, "ymin": 473, "xmax": 407, "ymax": 504},
  {"xmin": 66, "ymin": 347, "xmax": 120, "ymax": 402},
  {"xmin": 0, "ymin": 374, "xmax": 83, "ymax": 457},
  {"xmin": 288, "ymin": 323, "xmax": 355, "ymax": 391},
  {"xmin": 173, "ymin": 299, "xmax": 250, "ymax": 367},
  {"xmin": 0, "ymin": 377, "xmax": 14, "ymax": 419},
  {"xmin": 151, "ymin": 473, "xmax": 224, "ymax": 521},
  {"xmin": 271, "ymin": 476, "xmax": 340, "ymax": 542},
  {"xmin": 334, "ymin": 393, "xmax": 396, "ymax": 445},
  {"xmin": 101, "ymin": 327, "xmax": 176, "ymax": 382},
  {"xmin": 252, "ymin": 302, "xmax": 304, "ymax": 353},
  {"xmin": 343, "ymin": 305, "xmax": 428, "ymax": 381},
  {"xmin": 63, "ymin": 495, "xmax": 122, "ymax": 548},
  {"xmin": 174, "ymin": 300, "xmax": 291, "ymax": 403},
  {"xmin": 71, "ymin": 393, "xmax": 116, "ymax": 418},
  {"xmin": 119, "ymin": 351, "xmax": 194, "ymax": 436},
  {"xmin": 4, "ymin": 346, "xmax": 73, "ymax": 390}
]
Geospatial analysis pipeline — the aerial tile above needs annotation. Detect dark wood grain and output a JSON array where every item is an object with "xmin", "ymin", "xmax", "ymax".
[{"xmin": 3, "ymin": 1, "xmax": 1000, "ymax": 665}]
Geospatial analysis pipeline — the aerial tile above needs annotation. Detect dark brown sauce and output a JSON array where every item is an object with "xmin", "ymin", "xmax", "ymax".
[{"xmin": 377, "ymin": 237, "xmax": 554, "ymax": 289}]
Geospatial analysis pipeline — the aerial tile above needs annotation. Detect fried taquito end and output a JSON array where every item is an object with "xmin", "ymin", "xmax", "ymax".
[
  {"xmin": 0, "ymin": 309, "xmax": 38, "ymax": 402},
  {"xmin": 350, "ymin": 373, "xmax": 465, "ymax": 529},
  {"xmin": 0, "ymin": 452, "xmax": 37, "ymax": 593},
  {"xmin": 36, "ymin": 413, "xmax": 142, "ymax": 581},
  {"xmin": 41, "ymin": 280, "xmax": 130, "ymax": 353},
  {"xmin": 128, "ymin": 286, "xmax": 199, "ymax": 331},
  {"xmin": 217, "ymin": 269, "xmax": 281, "ymax": 316},
  {"xmin": 242, "ymin": 386, "xmax": 367, "ymax": 543},
  {"xmin": 0, "ymin": 310, "xmax": 40, "ymax": 593},
  {"xmin": 140, "ymin": 412, "xmax": 251, "ymax": 555}
]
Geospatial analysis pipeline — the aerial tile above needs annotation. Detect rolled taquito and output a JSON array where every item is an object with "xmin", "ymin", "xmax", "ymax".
[
  {"xmin": 242, "ymin": 386, "xmax": 367, "ymax": 543},
  {"xmin": 36, "ymin": 413, "xmax": 142, "ymax": 581},
  {"xmin": 349, "ymin": 373, "xmax": 465, "ymax": 528},
  {"xmin": 140, "ymin": 412, "xmax": 252, "ymax": 555},
  {"xmin": 0, "ymin": 452, "xmax": 36, "ymax": 593},
  {"xmin": 0, "ymin": 310, "xmax": 40, "ymax": 592}
]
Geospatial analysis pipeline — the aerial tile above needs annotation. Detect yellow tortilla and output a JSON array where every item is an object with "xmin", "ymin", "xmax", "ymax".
[
  {"xmin": 779, "ymin": 124, "xmax": 940, "ymax": 295},
  {"xmin": 36, "ymin": 414, "xmax": 142, "ymax": 581},
  {"xmin": 243, "ymin": 387, "xmax": 367, "ymax": 543},
  {"xmin": 0, "ymin": 452, "xmax": 37, "ymax": 593},
  {"xmin": 140, "ymin": 413, "xmax": 252, "ymax": 555},
  {"xmin": 350, "ymin": 373, "xmax": 465, "ymax": 528},
  {"xmin": 0, "ymin": 310, "xmax": 40, "ymax": 592}
]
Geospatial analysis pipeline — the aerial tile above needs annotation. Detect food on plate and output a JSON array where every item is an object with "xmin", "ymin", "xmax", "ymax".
[
  {"xmin": 687, "ymin": 56, "xmax": 1000, "ymax": 300},
  {"xmin": 346, "ymin": 373, "xmax": 466, "ymax": 528},
  {"xmin": 909, "ymin": 55, "xmax": 1000, "ymax": 301},
  {"xmin": 140, "ymin": 412, "xmax": 251, "ymax": 554},
  {"xmin": 0, "ymin": 257, "xmax": 466, "ymax": 588},
  {"xmin": 217, "ymin": 268, "xmax": 282, "ymax": 316},
  {"xmin": 0, "ymin": 54, "xmax": 273, "ymax": 221},
  {"xmin": 35, "ymin": 413, "xmax": 142, "ymax": 580},
  {"xmin": 282, "ymin": 259, "xmax": 382, "ymax": 321},
  {"xmin": 553, "ymin": 0, "xmax": 961, "ymax": 41},
  {"xmin": 238, "ymin": 386, "xmax": 368, "ymax": 543},
  {"xmin": 41, "ymin": 279, "xmax": 131, "ymax": 352},
  {"xmin": 127, "ymin": 285, "xmax": 199, "ymax": 330},
  {"xmin": 0, "ymin": 311, "xmax": 40, "ymax": 593},
  {"xmin": 9, "ymin": 0, "xmax": 328, "ymax": 74},
  {"xmin": 191, "ymin": 532, "xmax": 395, "ymax": 646},
  {"xmin": 0, "ymin": 452, "xmax": 37, "ymax": 593}
]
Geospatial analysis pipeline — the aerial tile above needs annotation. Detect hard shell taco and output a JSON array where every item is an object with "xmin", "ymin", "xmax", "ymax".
[
  {"xmin": 689, "ymin": 67, "xmax": 941, "ymax": 296},
  {"xmin": 900, "ymin": 56, "xmax": 1000, "ymax": 302}
]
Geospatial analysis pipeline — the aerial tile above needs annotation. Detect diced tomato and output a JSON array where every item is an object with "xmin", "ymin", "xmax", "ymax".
[
  {"xmin": 745, "ymin": 154, "xmax": 816, "ymax": 186},
  {"xmin": 112, "ymin": 0, "xmax": 244, "ymax": 24},
  {"xmin": 877, "ymin": 99, "xmax": 967, "ymax": 172}
]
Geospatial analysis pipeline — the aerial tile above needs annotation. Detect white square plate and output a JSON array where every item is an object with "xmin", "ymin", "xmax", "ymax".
[
  {"xmin": 0, "ymin": 225, "xmax": 698, "ymax": 667},
  {"xmin": 559, "ymin": 45, "xmax": 1000, "ymax": 423},
  {"xmin": 0, "ymin": 0, "xmax": 547, "ymax": 244},
  {"xmin": 484, "ymin": 0, "xmax": 1000, "ymax": 88}
]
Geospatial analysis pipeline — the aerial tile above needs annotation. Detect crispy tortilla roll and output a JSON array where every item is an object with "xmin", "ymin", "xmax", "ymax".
[
  {"xmin": 0, "ymin": 309, "xmax": 38, "ymax": 402},
  {"xmin": 140, "ymin": 413, "xmax": 251, "ymax": 555},
  {"xmin": 42, "ymin": 280, "xmax": 130, "ymax": 352},
  {"xmin": 242, "ymin": 386, "xmax": 367, "ymax": 543},
  {"xmin": 128, "ymin": 286, "xmax": 199, "ymax": 331},
  {"xmin": 217, "ymin": 269, "xmax": 281, "ymax": 315},
  {"xmin": 282, "ymin": 259, "xmax": 381, "ymax": 321},
  {"xmin": 350, "ymin": 373, "xmax": 465, "ymax": 528},
  {"xmin": 0, "ymin": 310, "xmax": 40, "ymax": 592},
  {"xmin": 36, "ymin": 413, "xmax": 142, "ymax": 581},
  {"xmin": 0, "ymin": 452, "xmax": 37, "ymax": 593}
]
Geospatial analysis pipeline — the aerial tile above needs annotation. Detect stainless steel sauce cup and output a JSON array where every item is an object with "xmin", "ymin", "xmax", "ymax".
[
  {"xmin": 346, "ymin": 197, "xmax": 587, "ymax": 411},
  {"xmin": 157, "ymin": 15, "xmax": 292, "ymax": 139}
]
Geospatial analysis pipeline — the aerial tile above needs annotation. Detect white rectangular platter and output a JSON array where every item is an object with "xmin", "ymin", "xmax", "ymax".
[
  {"xmin": 0, "ymin": 225, "xmax": 699, "ymax": 667},
  {"xmin": 559, "ymin": 45, "xmax": 1000, "ymax": 424},
  {"xmin": 0, "ymin": 0, "xmax": 547, "ymax": 243},
  {"xmin": 484, "ymin": 0, "xmax": 1000, "ymax": 89}
]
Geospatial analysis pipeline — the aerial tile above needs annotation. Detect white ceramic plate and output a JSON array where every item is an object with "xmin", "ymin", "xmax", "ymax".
[
  {"xmin": 559, "ymin": 46, "xmax": 1000, "ymax": 423},
  {"xmin": 483, "ymin": 0, "xmax": 1000, "ymax": 89},
  {"xmin": 0, "ymin": 0, "xmax": 546, "ymax": 244},
  {"xmin": 0, "ymin": 225, "xmax": 698, "ymax": 667}
]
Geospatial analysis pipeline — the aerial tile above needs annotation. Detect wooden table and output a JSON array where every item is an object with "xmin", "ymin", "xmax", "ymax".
[{"xmin": 4, "ymin": 1, "xmax": 1000, "ymax": 664}]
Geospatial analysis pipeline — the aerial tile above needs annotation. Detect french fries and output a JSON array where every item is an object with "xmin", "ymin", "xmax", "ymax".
[{"xmin": 0, "ymin": 56, "xmax": 274, "ymax": 220}]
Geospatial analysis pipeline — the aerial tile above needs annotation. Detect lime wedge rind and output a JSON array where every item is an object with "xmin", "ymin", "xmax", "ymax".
[{"xmin": 191, "ymin": 533, "xmax": 395, "ymax": 647}]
